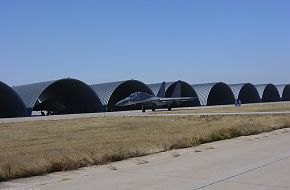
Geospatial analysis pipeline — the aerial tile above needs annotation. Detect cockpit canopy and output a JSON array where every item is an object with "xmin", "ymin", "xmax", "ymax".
[
  {"xmin": 128, "ymin": 92, "xmax": 152, "ymax": 99},
  {"xmin": 129, "ymin": 92, "xmax": 140, "ymax": 98}
]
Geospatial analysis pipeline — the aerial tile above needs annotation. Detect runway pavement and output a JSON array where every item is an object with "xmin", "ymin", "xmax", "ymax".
[
  {"xmin": 1, "ymin": 128, "xmax": 290, "ymax": 190},
  {"xmin": 1, "ymin": 106, "xmax": 290, "ymax": 124}
]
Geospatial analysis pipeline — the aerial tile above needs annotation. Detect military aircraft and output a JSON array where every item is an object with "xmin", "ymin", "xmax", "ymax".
[
  {"xmin": 115, "ymin": 82, "xmax": 196, "ymax": 112},
  {"xmin": 34, "ymin": 99, "xmax": 66, "ymax": 115}
]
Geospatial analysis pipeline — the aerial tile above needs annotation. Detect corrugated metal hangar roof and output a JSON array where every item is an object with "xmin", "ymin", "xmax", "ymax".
[
  {"xmin": 276, "ymin": 84, "xmax": 290, "ymax": 101},
  {"xmin": 148, "ymin": 81, "xmax": 201, "ymax": 106},
  {"xmin": 13, "ymin": 78, "xmax": 103, "ymax": 115},
  {"xmin": 255, "ymin": 84, "xmax": 280, "ymax": 102},
  {"xmin": 0, "ymin": 78, "xmax": 288, "ymax": 118},
  {"xmin": 91, "ymin": 80, "xmax": 154, "ymax": 111},
  {"xmin": 229, "ymin": 83, "xmax": 260, "ymax": 104},
  {"xmin": 192, "ymin": 82, "xmax": 235, "ymax": 106},
  {"xmin": 0, "ymin": 81, "xmax": 28, "ymax": 118}
]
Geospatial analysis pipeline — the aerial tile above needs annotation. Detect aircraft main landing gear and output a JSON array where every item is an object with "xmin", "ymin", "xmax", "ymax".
[
  {"xmin": 152, "ymin": 105, "xmax": 156, "ymax": 112},
  {"xmin": 142, "ymin": 104, "xmax": 146, "ymax": 112}
]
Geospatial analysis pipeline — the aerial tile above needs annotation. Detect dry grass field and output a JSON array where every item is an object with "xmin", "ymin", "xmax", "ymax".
[{"xmin": 0, "ymin": 102, "xmax": 290, "ymax": 181}]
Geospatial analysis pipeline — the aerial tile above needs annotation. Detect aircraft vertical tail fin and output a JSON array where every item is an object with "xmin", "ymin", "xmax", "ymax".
[
  {"xmin": 172, "ymin": 80, "xmax": 181, "ymax": 97},
  {"xmin": 157, "ymin": 82, "xmax": 166, "ymax": 97}
]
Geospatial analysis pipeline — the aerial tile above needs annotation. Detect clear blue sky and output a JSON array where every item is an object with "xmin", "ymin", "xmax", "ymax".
[{"xmin": 1, "ymin": 0, "xmax": 289, "ymax": 86}]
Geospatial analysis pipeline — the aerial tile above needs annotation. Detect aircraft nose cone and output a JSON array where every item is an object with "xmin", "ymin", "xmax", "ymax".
[
  {"xmin": 116, "ymin": 99, "xmax": 126, "ymax": 106},
  {"xmin": 115, "ymin": 101, "xmax": 122, "ymax": 106}
]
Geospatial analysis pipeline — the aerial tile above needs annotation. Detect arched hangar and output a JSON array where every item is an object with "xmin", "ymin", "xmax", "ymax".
[
  {"xmin": 13, "ymin": 78, "xmax": 103, "ymax": 115},
  {"xmin": 255, "ymin": 84, "xmax": 280, "ymax": 102},
  {"xmin": 148, "ymin": 80, "xmax": 200, "ymax": 106},
  {"xmin": 276, "ymin": 84, "xmax": 290, "ymax": 101},
  {"xmin": 192, "ymin": 82, "xmax": 235, "ymax": 106},
  {"xmin": 229, "ymin": 83, "xmax": 260, "ymax": 104},
  {"xmin": 91, "ymin": 80, "xmax": 154, "ymax": 111},
  {"xmin": 0, "ymin": 81, "xmax": 28, "ymax": 118}
]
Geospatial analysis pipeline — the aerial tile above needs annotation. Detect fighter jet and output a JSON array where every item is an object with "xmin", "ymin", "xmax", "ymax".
[
  {"xmin": 34, "ymin": 98, "xmax": 66, "ymax": 115},
  {"xmin": 115, "ymin": 82, "xmax": 196, "ymax": 112}
]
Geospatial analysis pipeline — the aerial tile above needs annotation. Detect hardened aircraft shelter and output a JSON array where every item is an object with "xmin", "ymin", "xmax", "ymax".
[
  {"xmin": 255, "ymin": 84, "xmax": 281, "ymax": 102},
  {"xmin": 192, "ymin": 82, "xmax": 235, "ymax": 106},
  {"xmin": 0, "ymin": 78, "xmax": 289, "ymax": 118},
  {"xmin": 0, "ymin": 81, "xmax": 28, "ymax": 118},
  {"xmin": 90, "ymin": 80, "xmax": 154, "ymax": 111},
  {"xmin": 229, "ymin": 83, "xmax": 261, "ymax": 104},
  {"xmin": 276, "ymin": 84, "xmax": 290, "ymax": 101},
  {"xmin": 13, "ymin": 78, "xmax": 103, "ymax": 115},
  {"xmin": 148, "ymin": 80, "xmax": 201, "ymax": 106}
]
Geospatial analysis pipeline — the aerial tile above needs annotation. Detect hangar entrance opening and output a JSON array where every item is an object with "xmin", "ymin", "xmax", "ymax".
[
  {"xmin": 262, "ymin": 84, "xmax": 280, "ymax": 102},
  {"xmin": 282, "ymin": 85, "xmax": 290, "ymax": 101},
  {"xmin": 0, "ymin": 82, "xmax": 28, "ymax": 118},
  {"xmin": 165, "ymin": 81, "xmax": 201, "ymax": 107},
  {"xmin": 239, "ymin": 84, "xmax": 260, "ymax": 104},
  {"xmin": 108, "ymin": 81, "xmax": 153, "ymax": 111},
  {"xmin": 34, "ymin": 79, "xmax": 103, "ymax": 115},
  {"xmin": 207, "ymin": 83, "xmax": 235, "ymax": 106}
]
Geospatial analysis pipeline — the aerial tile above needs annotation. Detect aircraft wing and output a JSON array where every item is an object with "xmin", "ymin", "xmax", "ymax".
[
  {"xmin": 159, "ymin": 97, "xmax": 196, "ymax": 103},
  {"xmin": 34, "ymin": 99, "xmax": 66, "ymax": 113}
]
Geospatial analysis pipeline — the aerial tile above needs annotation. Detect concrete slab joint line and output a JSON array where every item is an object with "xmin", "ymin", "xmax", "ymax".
[{"xmin": 193, "ymin": 154, "xmax": 290, "ymax": 190}]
